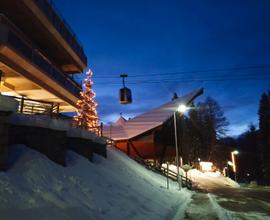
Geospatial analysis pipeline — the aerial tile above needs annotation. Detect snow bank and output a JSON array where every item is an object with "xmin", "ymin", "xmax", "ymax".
[
  {"xmin": 9, "ymin": 114, "xmax": 106, "ymax": 144},
  {"xmin": 0, "ymin": 145, "xmax": 192, "ymax": 220},
  {"xmin": 161, "ymin": 164, "xmax": 240, "ymax": 190},
  {"xmin": 9, "ymin": 114, "xmax": 70, "ymax": 131},
  {"xmin": 188, "ymin": 169, "xmax": 240, "ymax": 189},
  {"xmin": 67, "ymin": 128, "xmax": 106, "ymax": 144}
]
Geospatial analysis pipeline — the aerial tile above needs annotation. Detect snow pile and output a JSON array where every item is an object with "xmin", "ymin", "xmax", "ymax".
[
  {"xmin": 161, "ymin": 164, "xmax": 239, "ymax": 190},
  {"xmin": 0, "ymin": 145, "xmax": 191, "ymax": 220},
  {"xmin": 67, "ymin": 128, "xmax": 106, "ymax": 144},
  {"xmin": 9, "ymin": 114, "xmax": 106, "ymax": 144},
  {"xmin": 188, "ymin": 169, "xmax": 240, "ymax": 190},
  {"xmin": 9, "ymin": 114, "xmax": 70, "ymax": 131}
]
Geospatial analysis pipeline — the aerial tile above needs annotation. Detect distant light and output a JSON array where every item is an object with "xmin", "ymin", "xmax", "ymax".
[
  {"xmin": 177, "ymin": 104, "xmax": 187, "ymax": 113},
  {"xmin": 233, "ymin": 150, "xmax": 239, "ymax": 155},
  {"xmin": 200, "ymin": 161, "xmax": 213, "ymax": 172},
  {"xmin": 198, "ymin": 158, "xmax": 201, "ymax": 161},
  {"xmin": 227, "ymin": 161, "xmax": 233, "ymax": 166}
]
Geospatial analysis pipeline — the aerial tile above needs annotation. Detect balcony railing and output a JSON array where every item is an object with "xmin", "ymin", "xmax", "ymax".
[
  {"xmin": 33, "ymin": 0, "xmax": 87, "ymax": 65},
  {"xmin": 1, "ymin": 14, "xmax": 82, "ymax": 98},
  {"xmin": 7, "ymin": 30, "xmax": 82, "ymax": 97}
]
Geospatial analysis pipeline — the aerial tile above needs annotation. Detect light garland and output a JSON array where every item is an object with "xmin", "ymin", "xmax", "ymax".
[{"xmin": 73, "ymin": 69, "xmax": 100, "ymax": 134}]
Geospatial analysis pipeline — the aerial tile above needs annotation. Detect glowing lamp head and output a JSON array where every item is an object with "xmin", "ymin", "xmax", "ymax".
[
  {"xmin": 232, "ymin": 150, "xmax": 239, "ymax": 155},
  {"xmin": 227, "ymin": 161, "xmax": 233, "ymax": 166},
  {"xmin": 177, "ymin": 104, "xmax": 187, "ymax": 113}
]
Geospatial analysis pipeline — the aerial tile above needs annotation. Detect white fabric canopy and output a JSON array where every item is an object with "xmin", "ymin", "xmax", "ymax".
[{"xmin": 103, "ymin": 88, "xmax": 203, "ymax": 141}]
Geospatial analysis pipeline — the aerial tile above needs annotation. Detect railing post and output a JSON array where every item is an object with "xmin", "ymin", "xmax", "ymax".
[{"xmin": 20, "ymin": 96, "xmax": 25, "ymax": 113}]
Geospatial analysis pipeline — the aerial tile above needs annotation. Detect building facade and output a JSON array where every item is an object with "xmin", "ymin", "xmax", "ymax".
[{"xmin": 0, "ymin": 0, "xmax": 87, "ymax": 112}]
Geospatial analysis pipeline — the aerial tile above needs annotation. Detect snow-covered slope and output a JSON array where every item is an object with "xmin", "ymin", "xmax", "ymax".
[
  {"xmin": 0, "ymin": 145, "xmax": 191, "ymax": 220},
  {"xmin": 162, "ymin": 164, "xmax": 239, "ymax": 190}
]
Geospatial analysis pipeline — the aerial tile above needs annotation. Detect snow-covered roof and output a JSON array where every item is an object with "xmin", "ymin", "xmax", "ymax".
[
  {"xmin": 103, "ymin": 88, "xmax": 203, "ymax": 141},
  {"xmin": 113, "ymin": 116, "xmax": 127, "ymax": 126}
]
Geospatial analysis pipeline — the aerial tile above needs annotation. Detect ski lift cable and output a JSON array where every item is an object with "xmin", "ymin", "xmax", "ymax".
[{"xmin": 92, "ymin": 64, "xmax": 270, "ymax": 79}]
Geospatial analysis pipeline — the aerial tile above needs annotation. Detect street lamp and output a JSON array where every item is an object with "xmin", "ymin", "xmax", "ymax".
[
  {"xmin": 231, "ymin": 150, "xmax": 239, "ymax": 182},
  {"xmin": 174, "ymin": 104, "xmax": 187, "ymax": 190}
]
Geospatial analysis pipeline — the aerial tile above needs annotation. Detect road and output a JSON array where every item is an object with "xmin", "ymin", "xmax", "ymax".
[
  {"xmin": 208, "ymin": 186, "xmax": 270, "ymax": 219},
  {"xmin": 184, "ymin": 184, "xmax": 270, "ymax": 219}
]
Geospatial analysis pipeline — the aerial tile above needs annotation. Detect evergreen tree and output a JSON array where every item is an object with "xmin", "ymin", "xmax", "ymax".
[
  {"xmin": 74, "ymin": 69, "xmax": 99, "ymax": 134},
  {"xmin": 237, "ymin": 124, "xmax": 260, "ymax": 182},
  {"xmin": 198, "ymin": 97, "xmax": 229, "ymax": 162},
  {"xmin": 258, "ymin": 91, "xmax": 270, "ymax": 181},
  {"xmin": 182, "ymin": 97, "xmax": 229, "ymax": 167}
]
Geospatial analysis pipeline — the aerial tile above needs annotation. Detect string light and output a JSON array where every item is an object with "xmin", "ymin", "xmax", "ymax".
[{"xmin": 73, "ymin": 69, "xmax": 100, "ymax": 135}]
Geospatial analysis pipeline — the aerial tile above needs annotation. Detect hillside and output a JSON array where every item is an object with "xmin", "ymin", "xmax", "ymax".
[{"xmin": 0, "ymin": 145, "xmax": 191, "ymax": 220}]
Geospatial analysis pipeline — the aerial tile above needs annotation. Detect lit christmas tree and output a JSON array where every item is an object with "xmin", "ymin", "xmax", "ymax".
[{"xmin": 74, "ymin": 69, "xmax": 99, "ymax": 134}]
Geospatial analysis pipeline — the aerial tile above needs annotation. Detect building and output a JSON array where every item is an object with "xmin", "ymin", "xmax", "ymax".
[
  {"xmin": 0, "ymin": 0, "xmax": 87, "ymax": 113},
  {"xmin": 102, "ymin": 88, "xmax": 203, "ymax": 164}
]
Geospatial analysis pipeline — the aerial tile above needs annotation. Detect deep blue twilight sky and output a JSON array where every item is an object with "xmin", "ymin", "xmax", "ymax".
[{"xmin": 54, "ymin": 0, "xmax": 270, "ymax": 136}]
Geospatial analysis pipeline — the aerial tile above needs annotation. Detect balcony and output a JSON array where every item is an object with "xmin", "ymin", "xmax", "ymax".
[
  {"xmin": 33, "ymin": 0, "xmax": 87, "ymax": 65},
  {"xmin": 0, "ymin": 14, "xmax": 82, "ymax": 101},
  {"xmin": 0, "ymin": 0, "xmax": 87, "ymax": 73},
  {"xmin": 7, "ymin": 31, "xmax": 82, "ymax": 98}
]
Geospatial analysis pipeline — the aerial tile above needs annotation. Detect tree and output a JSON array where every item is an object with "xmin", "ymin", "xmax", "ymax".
[
  {"xmin": 258, "ymin": 91, "xmax": 270, "ymax": 181},
  {"xmin": 74, "ymin": 69, "xmax": 99, "ymax": 134},
  {"xmin": 236, "ymin": 124, "xmax": 260, "ymax": 182},
  {"xmin": 198, "ymin": 97, "xmax": 229, "ymax": 163},
  {"xmin": 181, "ymin": 97, "xmax": 229, "ymax": 167}
]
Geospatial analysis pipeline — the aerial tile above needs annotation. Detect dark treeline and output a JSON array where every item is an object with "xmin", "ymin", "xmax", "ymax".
[
  {"xmin": 181, "ymin": 96, "xmax": 230, "ymax": 170},
  {"xmin": 181, "ymin": 92, "xmax": 270, "ymax": 185}
]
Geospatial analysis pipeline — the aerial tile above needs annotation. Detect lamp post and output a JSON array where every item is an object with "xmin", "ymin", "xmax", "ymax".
[
  {"xmin": 174, "ymin": 104, "xmax": 187, "ymax": 190},
  {"xmin": 231, "ymin": 150, "xmax": 239, "ymax": 182}
]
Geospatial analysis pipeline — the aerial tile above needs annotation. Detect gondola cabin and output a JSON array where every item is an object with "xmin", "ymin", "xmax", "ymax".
[
  {"xmin": 119, "ymin": 74, "xmax": 132, "ymax": 104},
  {"xmin": 119, "ymin": 87, "xmax": 132, "ymax": 104}
]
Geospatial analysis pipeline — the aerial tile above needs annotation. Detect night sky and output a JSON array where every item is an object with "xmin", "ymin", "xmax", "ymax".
[{"xmin": 54, "ymin": 0, "xmax": 270, "ymax": 136}]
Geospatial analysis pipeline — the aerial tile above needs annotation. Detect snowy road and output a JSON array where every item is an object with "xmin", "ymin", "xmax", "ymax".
[
  {"xmin": 208, "ymin": 186, "xmax": 270, "ymax": 219},
  {"xmin": 184, "ymin": 186, "xmax": 270, "ymax": 220},
  {"xmin": 180, "ymin": 170, "xmax": 270, "ymax": 219}
]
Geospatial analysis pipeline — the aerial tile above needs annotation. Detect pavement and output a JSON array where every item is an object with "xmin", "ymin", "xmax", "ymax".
[{"xmin": 184, "ymin": 184, "xmax": 270, "ymax": 220}]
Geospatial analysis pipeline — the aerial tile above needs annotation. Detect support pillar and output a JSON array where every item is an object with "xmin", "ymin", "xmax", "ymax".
[{"xmin": 0, "ymin": 111, "xmax": 12, "ymax": 171}]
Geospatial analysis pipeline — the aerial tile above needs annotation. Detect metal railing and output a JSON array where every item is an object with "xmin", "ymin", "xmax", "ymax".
[
  {"xmin": 5, "ymin": 29, "xmax": 82, "ymax": 98},
  {"xmin": 134, "ymin": 158, "xmax": 193, "ymax": 190},
  {"xmin": 33, "ymin": 0, "xmax": 87, "ymax": 64},
  {"xmin": 0, "ymin": 14, "xmax": 82, "ymax": 97},
  {"xmin": 8, "ymin": 96, "xmax": 60, "ymax": 116}
]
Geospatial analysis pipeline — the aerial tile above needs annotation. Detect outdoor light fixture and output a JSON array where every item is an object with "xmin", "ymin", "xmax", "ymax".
[
  {"xmin": 227, "ymin": 161, "xmax": 233, "ymax": 166},
  {"xmin": 177, "ymin": 104, "xmax": 188, "ymax": 113},
  {"xmin": 232, "ymin": 150, "xmax": 239, "ymax": 155},
  {"xmin": 231, "ymin": 150, "xmax": 239, "ymax": 182},
  {"xmin": 174, "ymin": 103, "xmax": 188, "ymax": 190}
]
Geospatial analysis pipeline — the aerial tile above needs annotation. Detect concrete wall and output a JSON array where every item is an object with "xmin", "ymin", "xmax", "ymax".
[
  {"xmin": 0, "ymin": 111, "xmax": 12, "ymax": 171},
  {"xmin": 0, "ymin": 111, "xmax": 107, "ymax": 171}
]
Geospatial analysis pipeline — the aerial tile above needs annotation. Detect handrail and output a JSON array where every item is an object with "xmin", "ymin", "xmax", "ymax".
[
  {"xmin": 33, "ymin": 0, "xmax": 87, "ymax": 64},
  {"xmin": 134, "ymin": 158, "xmax": 193, "ymax": 190}
]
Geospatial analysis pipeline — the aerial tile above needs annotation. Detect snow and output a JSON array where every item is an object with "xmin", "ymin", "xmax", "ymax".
[
  {"xmin": 0, "ymin": 145, "xmax": 192, "ymax": 220},
  {"xmin": 9, "ymin": 114, "xmax": 106, "ymax": 144},
  {"xmin": 9, "ymin": 114, "xmax": 70, "ymax": 131},
  {"xmin": 187, "ymin": 169, "xmax": 240, "ymax": 189},
  {"xmin": 1, "ymin": 145, "xmax": 268, "ymax": 219},
  {"xmin": 161, "ymin": 164, "xmax": 239, "ymax": 190},
  {"xmin": 102, "ymin": 88, "xmax": 203, "ymax": 141}
]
